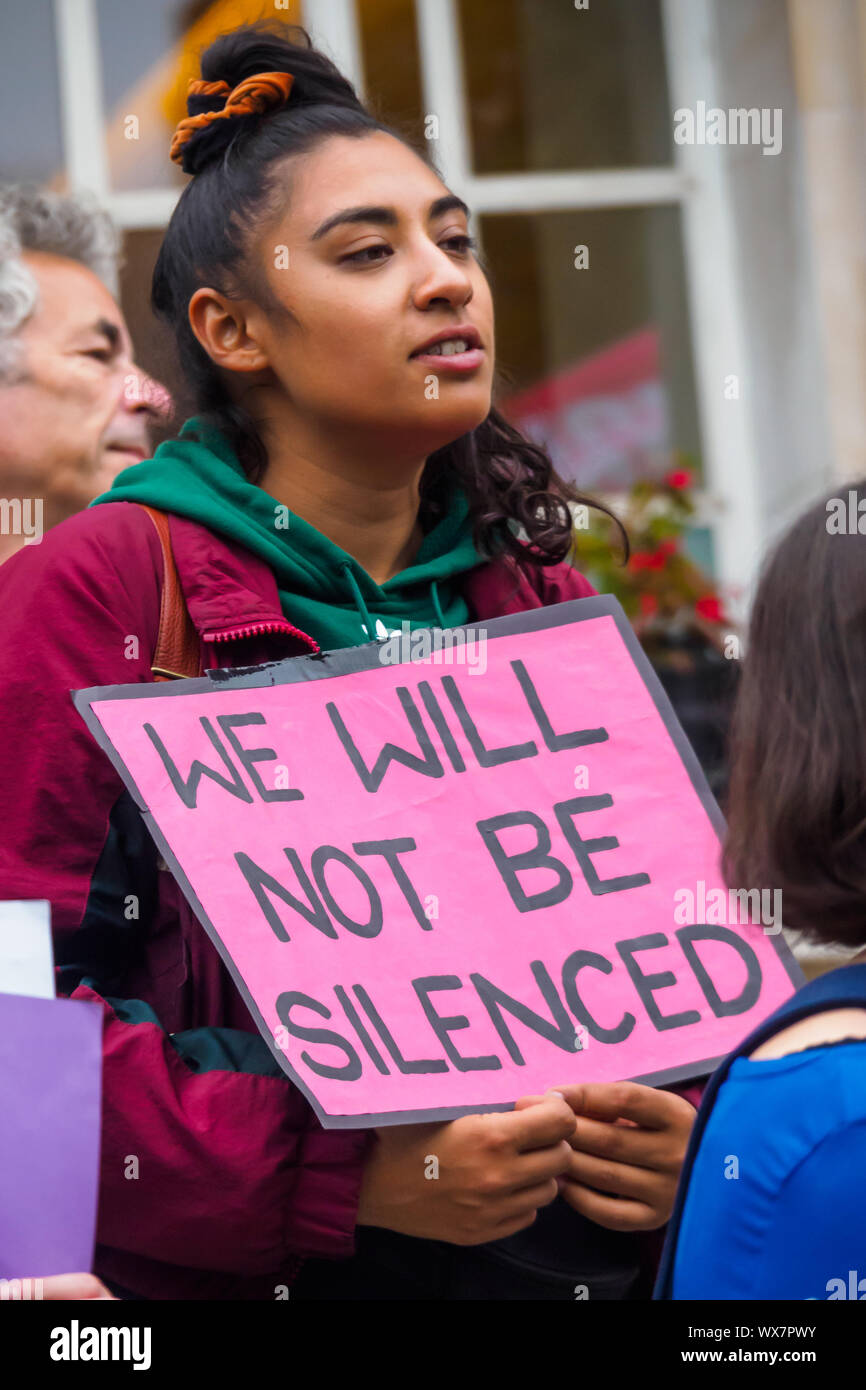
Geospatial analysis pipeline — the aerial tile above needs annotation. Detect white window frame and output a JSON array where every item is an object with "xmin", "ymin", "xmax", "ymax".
[{"xmin": 53, "ymin": 0, "xmax": 760, "ymax": 614}]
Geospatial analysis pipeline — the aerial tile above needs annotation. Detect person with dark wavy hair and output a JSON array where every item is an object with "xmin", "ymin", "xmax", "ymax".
[
  {"xmin": 656, "ymin": 483, "xmax": 866, "ymax": 1300},
  {"xmin": 0, "ymin": 23, "xmax": 696, "ymax": 1301}
]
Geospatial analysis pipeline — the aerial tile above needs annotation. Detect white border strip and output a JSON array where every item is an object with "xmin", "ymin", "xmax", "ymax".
[
  {"xmin": 53, "ymin": 0, "xmax": 109, "ymax": 196},
  {"xmin": 464, "ymin": 168, "xmax": 688, "ymax": 213},
  {"xmin": 415, "ymin": 0, "xmax": 472, "ymax": 186},
  {"xmin": 301, "ymin": 0, "xmax": 365, "ymax": 99},
  {"xmin": 103, "ymin": 189, "xmax": 181, "ymax": 229},
  {"xmin": 661, "ymin": 0, "xmax": 764, "ymax": 617}
]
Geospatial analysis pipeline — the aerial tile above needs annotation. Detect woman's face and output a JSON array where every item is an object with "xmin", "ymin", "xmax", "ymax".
[{"xmin": 242, "ymin": 131, "xmax": 495, "ymax": 454}]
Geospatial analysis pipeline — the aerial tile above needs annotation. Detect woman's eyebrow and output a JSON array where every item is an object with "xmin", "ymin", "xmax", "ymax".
[{"xmin": 310, "ymin": 193, "xmax": 470, "ymax": 241}]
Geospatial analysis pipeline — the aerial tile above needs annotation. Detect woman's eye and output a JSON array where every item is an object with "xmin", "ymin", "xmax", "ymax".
[
  {"xmin": 342, "ymin": 244, "xmax": 393, "ymax": 265},
  {"xmin": 442, "ymin": 234, "xmax": 477, "ymax": 254},
  {"xmin": 81, "ymin": 348, "xmax": 113, "ymax": 363},
  {"xmin": 341, "ymin": 233, "xmax": 477, "ymax": 266}
]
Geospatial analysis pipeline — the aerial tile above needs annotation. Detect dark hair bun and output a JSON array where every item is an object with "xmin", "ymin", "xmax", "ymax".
[{"xmin": 179, "ymin": 22, "xmax": 364, "ymax": 175}]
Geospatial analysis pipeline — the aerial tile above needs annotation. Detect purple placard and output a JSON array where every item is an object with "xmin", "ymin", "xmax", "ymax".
[{"xmin": 0, "ymin": 993, "xmax": 102, "ymax": 1279}]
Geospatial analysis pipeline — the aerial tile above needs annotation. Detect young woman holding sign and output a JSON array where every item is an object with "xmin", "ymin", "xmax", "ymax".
[{"xmin": 0, "ymin": 24, "xmax": 695, "ymax": 1299}]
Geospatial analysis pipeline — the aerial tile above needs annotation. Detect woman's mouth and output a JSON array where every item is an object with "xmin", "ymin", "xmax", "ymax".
[{"xmin": 409, "ymin": 336, "xmax": 485, "ymax": 373}]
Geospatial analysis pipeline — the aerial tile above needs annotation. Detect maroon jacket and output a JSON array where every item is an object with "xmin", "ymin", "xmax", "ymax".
[{"xmin": 0, "ymin": 500, "xmax": 615, "ymax": 1300}]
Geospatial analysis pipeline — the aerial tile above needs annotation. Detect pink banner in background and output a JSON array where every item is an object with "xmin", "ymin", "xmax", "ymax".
[{"xmin": 503, "ymin": 327, "xmax": 668, "ymax": 490}]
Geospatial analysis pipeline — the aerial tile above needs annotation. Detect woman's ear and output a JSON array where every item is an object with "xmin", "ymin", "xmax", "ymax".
[{"xmin": 188, "ymin": 287, "xmax": 270, "ymax": 375}]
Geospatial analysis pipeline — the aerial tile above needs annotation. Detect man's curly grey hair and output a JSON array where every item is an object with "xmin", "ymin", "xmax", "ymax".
[{"xmin": 0, "ymin": 185, "xmax": 121, "ymax": 380}]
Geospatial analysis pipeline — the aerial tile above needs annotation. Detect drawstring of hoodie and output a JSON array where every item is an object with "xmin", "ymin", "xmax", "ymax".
[
  {"xmin": 339, "ymin": 562, "xmax": 376, "ymax": 638},
  {"xmin": 430, "ymin": 578, "xmax": 447, "ymax": 628},
  {"xmin": 340, "ymin": 560, "xmax": 449, "ymax": 638}
]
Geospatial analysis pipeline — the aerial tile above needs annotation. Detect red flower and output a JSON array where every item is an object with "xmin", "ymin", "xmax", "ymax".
[
  {"xmin": 657, "ymin": 539, "xmax": 677, "ymax": 557},
  {"xmin": 695, "ymin": 595, "xmax": 724, "ymax": 623},
  {"xmin": 639, "ymin": 593, "xmax": 659, "ymax": 616},
  {"xmin": 665, "ymin": 468, "xmax": 692, "ymax": 490},
  {"xmin": 631, "ymin": 546, "xmax": 669, "ymax": 571},
  {"xmin": 630, "ymin": 551, "xmax": 654, "ymax": 570}
]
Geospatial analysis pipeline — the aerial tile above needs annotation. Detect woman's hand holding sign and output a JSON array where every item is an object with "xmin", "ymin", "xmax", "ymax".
[
  {"xmin": 549, "ymin": 1082, "xmax": 696, "ymax": 1231},
  {"xmin": 357, "ymin": 1090, "xmax": 576, "ymax": 1245}
]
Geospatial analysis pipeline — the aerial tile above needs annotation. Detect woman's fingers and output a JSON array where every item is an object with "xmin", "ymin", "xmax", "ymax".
[
  {"xmin": 568, "ymin": 1112, "xmax": 669, "ymax": 1168},
  {"xmin": 555, "ymin": 1081, "xmax": 693, "ymax": 1131},
  {"xmin": 555, "ymin": 1083, "xmax": 694, "ymax": 1179},
  {"xmin": 559, "ymin": 1179, "xmax": 660, "ymax": 1232},
  {"xmin": 503, "ymin": 1140, "xmax": 573, "ymax": 1191},
  {"xmin": 564, "ymin": 1147, "xmax": 669, "ymax": 1203},
  {"xmin": 497, "ymin": 1177, "xmax": 561, "ymax": 1221}
]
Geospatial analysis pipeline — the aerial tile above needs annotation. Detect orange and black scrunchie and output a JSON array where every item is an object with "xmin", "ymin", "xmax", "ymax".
[{"xmin": 170, "ymin": 71, "xmax": 295, "ymax": 167}]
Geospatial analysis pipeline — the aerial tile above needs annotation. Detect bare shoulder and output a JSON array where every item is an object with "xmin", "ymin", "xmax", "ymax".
[{"xmin": 749, "ymin": 1008, "xmax": 866, "ymax": 1061}]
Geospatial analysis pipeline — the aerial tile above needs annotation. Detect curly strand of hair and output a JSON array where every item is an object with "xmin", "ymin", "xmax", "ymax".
[{"xmin": 445, "ymin": 406, "xmax": 629, "ymax": 567}]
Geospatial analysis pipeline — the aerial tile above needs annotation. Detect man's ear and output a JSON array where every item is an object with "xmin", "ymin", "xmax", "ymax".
[{"xmin": 188, "ymin": 287, "xmax": 270, "ymax": 375}]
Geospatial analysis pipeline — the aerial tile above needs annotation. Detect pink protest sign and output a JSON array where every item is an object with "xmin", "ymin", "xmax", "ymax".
[{"xmin": 75, "ymin": 596, "xmax": 801, "ymax": 1128}]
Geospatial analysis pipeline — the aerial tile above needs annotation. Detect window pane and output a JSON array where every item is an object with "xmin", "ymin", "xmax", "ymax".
[
  {"xmin": 0, "ymin": 0, "xmax": 65, "ymax": 184},
  {"xmin": 357, "ymin": 0, "xmax": 424, "ymax": 140},
  {"xmin": 96, "ymin": 0, "xmax": 305, "ymax": 192},
  {"xmin": 459, "ymin": 0, "xmax": 672, "ymax": 174},
  {"xmin": 487, "ymin": 206, "xmax": 702, "ymax": 491},
  {"xmin": 97, "ymin": 0, "xmax": 186, "ymax": 192}
]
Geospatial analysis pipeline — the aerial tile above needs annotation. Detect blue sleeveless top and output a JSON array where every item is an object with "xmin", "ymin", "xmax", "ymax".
[
  {"xmin": 655, "ymin": 961, "xmax": 866, "ymax": 1301},
  {"xmin": 672, "ymin": 1037, "xmax": 866, "ymax": 1299}
]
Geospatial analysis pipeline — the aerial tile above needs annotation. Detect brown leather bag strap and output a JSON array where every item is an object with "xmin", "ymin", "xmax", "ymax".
[{"xmin": 136, "ymin": 504, "xmax": 202, "ymax": 681}]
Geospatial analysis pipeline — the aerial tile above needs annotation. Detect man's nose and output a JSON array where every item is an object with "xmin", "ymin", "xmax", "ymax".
[{"xmin": 122, "ymin": 366, "xmax": 174, "ymax": 420}]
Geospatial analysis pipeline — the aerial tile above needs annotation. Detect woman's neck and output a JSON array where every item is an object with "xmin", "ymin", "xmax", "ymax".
[{"xmin": 258, "ymin": 427, "xmax": 427, "ymax": 586}]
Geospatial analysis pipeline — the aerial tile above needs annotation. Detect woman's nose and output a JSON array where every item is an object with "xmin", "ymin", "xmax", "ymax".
[{"xmin": 413, "ymin": 247, "xmax": 475, "ymax": 310}]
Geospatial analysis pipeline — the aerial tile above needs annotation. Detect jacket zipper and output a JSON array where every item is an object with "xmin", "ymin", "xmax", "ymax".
[{"xmin": 204, "ymin": 619, "xmax": 321, "ymax": 654}]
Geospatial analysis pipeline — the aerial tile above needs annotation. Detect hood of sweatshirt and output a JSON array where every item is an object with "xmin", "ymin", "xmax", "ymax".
[{"xmin": 90, "ymin": 417, "xmax": 488, "ymax": 651}]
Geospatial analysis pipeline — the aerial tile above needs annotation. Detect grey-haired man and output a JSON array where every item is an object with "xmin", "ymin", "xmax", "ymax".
[{"xmin": 0, "ymin": 185, "xmax": 169, "ymax": 561}]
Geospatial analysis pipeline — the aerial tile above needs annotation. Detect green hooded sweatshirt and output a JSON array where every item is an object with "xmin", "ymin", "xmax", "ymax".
[{"xmin": 90, "ymin": 418, "xmax": 488, "ymax": 652}]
